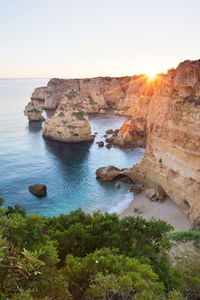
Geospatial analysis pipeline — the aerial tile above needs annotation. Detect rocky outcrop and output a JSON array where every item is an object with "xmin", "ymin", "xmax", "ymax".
[
  {"xmin": 29, "ymin": 184, "xmax": 47, "ymax": 196},
  {"xmin": 24, "ymin": 101, "xmax": 45, "ymax": 121},
  {"xmin": 31, "ymin": 87, "xmax": 47, "ymax": 102},
  {"xmin": 113, "ymin": 117, "xmax": 147, "ymax": 148},
  {"xmin": 42, "ymin": 108, "xmax": 94, "ymax": 143}
]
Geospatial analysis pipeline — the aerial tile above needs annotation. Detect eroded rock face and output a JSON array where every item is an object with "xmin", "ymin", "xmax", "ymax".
[
  {"xmin": 31, "ymin": 87, "xmax": 47, "ymax": 102},
  {"xmin": 126, "ymin": 60, "xmax": 200, "ymax": 221},
  {"xmin": 30, "ymin": 76, "xmax": 131, "ymax": 110},
  {"xmin": 24, "ymin": 101, "xmax": 45, "ymax": 121},
  {"xmin": 113, "ymin": 117, "xmax": 147, "ymax": 148},
  {"xmin": 42, "ymin": 108, "xmax": 94, "ymax": 143}
]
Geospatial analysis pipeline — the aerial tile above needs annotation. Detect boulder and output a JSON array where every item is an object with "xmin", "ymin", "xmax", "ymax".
[
  {"xmin": 29, "ymin": 184, "xmax": 47, "ymax": 196},
  {"xmin": 106, "ymin": 143, "xmax": 112, "ymax": 149},
  {"xmin": 106, "ymin": 129, "xmax": 113, "ymax": 134},
  {"xmin": 97, "ymin": 141, "xmax": 104, "ymax": 147},
  {"xmin": 145, "ymin": 187, "xmax": 166, "ymax": 202},
  {"xmin": 96, "ymin": 166, "xmax": 121, "ymax": 181},
  {"xmin": 105, "ymin": 137, "xmax": 114, "ymax": 143},
  {"xmin": 129, "ymin": 184, "xmax": 142, "ymax": 194}
]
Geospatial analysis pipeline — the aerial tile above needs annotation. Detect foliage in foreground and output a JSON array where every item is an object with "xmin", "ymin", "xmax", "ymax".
[{"xmin": 0, "ymin": 199, "xmax": 199, "ymax": 299}]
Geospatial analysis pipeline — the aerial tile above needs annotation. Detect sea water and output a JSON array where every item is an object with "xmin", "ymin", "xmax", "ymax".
[{"xmin": 0, "ymin": 79, "xmax": 144, "ymax": 216}]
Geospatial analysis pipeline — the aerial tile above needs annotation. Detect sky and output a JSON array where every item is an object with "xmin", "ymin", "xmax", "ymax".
[{"xmin": 0, "ymin": 0, "xmax": 200, "ymax": 78}]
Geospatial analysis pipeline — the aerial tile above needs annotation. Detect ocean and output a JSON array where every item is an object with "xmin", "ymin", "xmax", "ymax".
[{"xmin": 0, "ymin": 79, "xmax": 144, "ymax": 216}]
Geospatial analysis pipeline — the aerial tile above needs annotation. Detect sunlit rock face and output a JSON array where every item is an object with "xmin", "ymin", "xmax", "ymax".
[
  {"xmin": 35, "ymin": 77, "xmax": 131, "ymax": 110},
  {"xmin": 29, "ymin": 59, "xmax": 200, "ymax": 221},
  {"xmin": 42, "ymin": 108, "xmax": 94, "ymax": 143},
  {"xmin": 113, "ymin": 117, "xmax": 147, "ymax": 148},
  {"xmin": 24, "ymin": 101, "xmax": 45, "ymax": 121},
  {"xmin": 125, "ymin": 60, "xmax": 200, "ymax": 222}
]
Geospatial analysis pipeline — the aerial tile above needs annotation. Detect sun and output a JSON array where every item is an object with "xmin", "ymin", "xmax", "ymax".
[{"xmin": 146, "ymin": 71, "xmax": 157, "ymax": 81}]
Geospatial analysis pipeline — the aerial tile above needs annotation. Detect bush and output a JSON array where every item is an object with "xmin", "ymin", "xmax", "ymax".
[
  {"xmin": 72, "ymin": 110, "xmax": 85, "ymax": 120},
  {"xmin": 1, "ymin": 201, "xmax": 196, "ymax": 299},
  {"xmin": 88, "ymin": 96, "xmax": 97, "ymax": 105}
]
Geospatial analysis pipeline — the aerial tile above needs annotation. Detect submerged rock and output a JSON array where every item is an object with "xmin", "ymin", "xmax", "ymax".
[
  {"xmin": 106, "ymin": 129, "xmax": 113, "ymax": 134},
  {"xmin": 97, "ymin": 141, "xmax": 104, "ymax": 147},
  {"xmin": 24, "ymin": 101, "xmax": 45, "ymax": 121},
  {"xmin": 29, "ymin": 184, "xmax": 47, "ymax": 196},
  {"xmin": 42, "ymin": 108, "xmax": 94, "ymax": 143},
  {"xmin": 114, "ymin": 183, "xmax": 120, "ymax": 189}
]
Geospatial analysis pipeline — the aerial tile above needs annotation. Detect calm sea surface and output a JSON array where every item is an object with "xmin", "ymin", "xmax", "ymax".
[{"xmin": 0, "ymin": 79, "xmax": 144, "ymax": 216}]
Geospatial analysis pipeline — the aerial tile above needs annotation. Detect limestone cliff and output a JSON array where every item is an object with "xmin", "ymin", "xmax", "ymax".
[
  {"xmin": 24, "ymin": 101, "xmax": 45, "ymax": 121},
  {"xmin": 31, "ymin": 77, "xmax": 131, "ymax": 110},
  {"xmin": 31, "ymin": 87, "xmax": 47, "ymax": 102},
  {"xmin": 42, "ymin": 108, "xmax": 94, "ymax": 143},
  {"xmin": 116, "ymin": 60, "xmax": 200, "ymax": 222},
  {"xmin": 28, "ymin": 59, "xmax": 200, "ymax": 221}
]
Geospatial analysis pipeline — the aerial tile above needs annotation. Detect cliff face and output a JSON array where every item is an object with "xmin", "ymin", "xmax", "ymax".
[
  {"xmin": 29, "ymin": 59, "xmax": 200, "ymax": 221},
  {"xmin": 32, "ymin": 77, "xmax": 131, "ymax": 110},
  {"xmin": 127, "ymin": 60, "xmax": 200, "ymax": 222}
]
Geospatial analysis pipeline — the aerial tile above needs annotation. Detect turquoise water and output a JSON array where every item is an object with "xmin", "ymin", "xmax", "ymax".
[{"xmin": 0, "ymin": 79, "xmax": 144, "ymax": 216}]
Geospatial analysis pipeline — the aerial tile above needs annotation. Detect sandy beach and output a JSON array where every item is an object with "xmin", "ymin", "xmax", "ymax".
[{"xmin": 119, "ymin": 191, "xmax": 191, "ymax": 232}]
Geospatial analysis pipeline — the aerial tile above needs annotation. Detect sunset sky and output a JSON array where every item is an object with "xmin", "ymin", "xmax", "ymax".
[{"xmin": 1, "ymin": 0, "xmax": 200, "ymax": 78}]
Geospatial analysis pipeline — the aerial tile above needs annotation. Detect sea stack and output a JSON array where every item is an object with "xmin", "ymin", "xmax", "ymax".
[
  {"xmin": 42, "ymin": 107, "xmax": 94, "ymax": 143},
  {"xmin": 24, "ymin": 101, "xmax": 45, "ymax": 121}
]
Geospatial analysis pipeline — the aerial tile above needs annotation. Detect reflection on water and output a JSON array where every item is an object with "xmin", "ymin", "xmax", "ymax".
[{"xmin": 28, "ymin": 121, "xmax": 43, "ymax": 133}]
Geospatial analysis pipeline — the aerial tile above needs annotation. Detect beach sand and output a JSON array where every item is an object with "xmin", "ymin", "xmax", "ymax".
[{"xmin": 119, "ymin": 191, "xmax": 191, "ymax": 232}]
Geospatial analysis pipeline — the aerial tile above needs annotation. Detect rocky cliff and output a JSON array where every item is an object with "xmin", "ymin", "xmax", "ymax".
[
  {"xmin": 114, "ymin": 60, "xmax": 200, "ymax": 222},
  {"xmin": 31, "ymin": 77, "xmax": 131, "ymax": 110},
  {"xmin": 28, "ymin": 59, "xmax": 200, "ymax": 222}
]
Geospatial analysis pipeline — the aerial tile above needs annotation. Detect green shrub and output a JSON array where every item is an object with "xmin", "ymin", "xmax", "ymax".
[
  {"xmin": 72, "ymin": 110, "xmax": 85, "ymax": 120},
  {"xmin": 29, "ymin": 108, "xmax": 40, "ymax": 113},
  {"xmin": 88, "ymin": 96, "xmax": 97, "ymax": 105},
  {"xmin": 58, "ymin": 111, "xmax": 64, "ymax": 117},
  {"xmin": 65, "ymin": 89, "xmax": 78, "ymax": 100}
]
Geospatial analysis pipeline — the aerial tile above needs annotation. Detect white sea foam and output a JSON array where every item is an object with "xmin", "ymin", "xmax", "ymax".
[{"xmin": 108, "ymin": 191, "xmax": 133, "ymax": 214}]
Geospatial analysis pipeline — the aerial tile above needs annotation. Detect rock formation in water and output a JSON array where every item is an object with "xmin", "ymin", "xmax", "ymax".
[
  {"xmin": 28, "ymin": 59, "xmax": 200, "ymax": 222},
  {"xmin": 42, "ymin": 107, "xmax": 94, "ymax": 143},
  {"xmin": 24, "ymin": 101, "xmax": 45, "ymax": 121}
]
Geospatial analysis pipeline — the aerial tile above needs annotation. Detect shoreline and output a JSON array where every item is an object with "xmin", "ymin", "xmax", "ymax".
[{"xmin": 119, "ymin": 191, "xmax": 191, "ymax": 232}]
